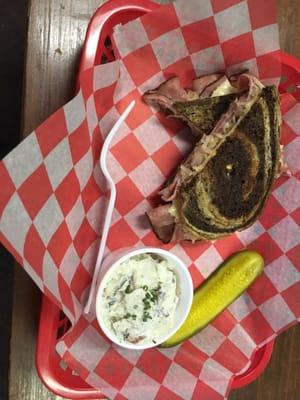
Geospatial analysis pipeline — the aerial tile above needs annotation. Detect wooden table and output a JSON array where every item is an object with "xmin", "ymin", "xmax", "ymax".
[{"xmin": 9, "ymin": 1, "xmax": 300, "ymax": 399}]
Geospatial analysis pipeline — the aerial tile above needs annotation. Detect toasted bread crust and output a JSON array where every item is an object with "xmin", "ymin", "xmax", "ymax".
[
  {"xmin": 145, "ymin": 75, "xmax": 281, "ymax": 243},
  {"xmin": 180, "ymin": 86, "xmax": 281, "ymax": 240}
]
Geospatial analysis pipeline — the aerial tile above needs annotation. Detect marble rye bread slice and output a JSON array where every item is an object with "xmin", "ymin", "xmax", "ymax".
[
  {"xmin": 146, "ymin": 83, "xmax": 281, "ymax": 243},
  {"xmin": 143, "ymin": 75, "xmax": 239, "ymax": 137},
  {"xmin": 169, "ymin": 94, "xmax": 237, "ymax": 137}
]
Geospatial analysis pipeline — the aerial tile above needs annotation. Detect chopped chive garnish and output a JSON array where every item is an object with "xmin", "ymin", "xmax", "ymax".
[
  {"xmin": 143, "ymin": 297, "xmax": 151, "ymax": 310},
  {"xmin": 151, "ymin": 294, "xmax": 158, "ymax": 302},
  {"xmin": 125, "ymin": 285, "xmax": 133, "ymax": 294},
  {"xmin": 149, "ymin": 286, "xmax": 160, "ymax": 303},
  {"xmin": 142, "ymin": 312, "xmax": 152, "ymax": 322},
  {"xmin": 143, "ymin": 311, "xmax": 152, "ymax": 322},
  {"xmin": 143, "ymin": 285, "xmax": 148, "ymax": 291},
  {"xmin": 125, "ymin": 312, "xmax": 137, "ymax": 320}
]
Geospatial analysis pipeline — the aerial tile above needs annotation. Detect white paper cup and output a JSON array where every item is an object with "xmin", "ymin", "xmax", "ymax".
[{"xmin": 95, "ymin": 246, "xmax": 193, "ymax": 350}]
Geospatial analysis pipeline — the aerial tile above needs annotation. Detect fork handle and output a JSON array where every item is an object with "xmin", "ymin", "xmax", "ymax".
[{"xmin": 84, "ymin": 181, "xmax": 116, "ymax": 314}]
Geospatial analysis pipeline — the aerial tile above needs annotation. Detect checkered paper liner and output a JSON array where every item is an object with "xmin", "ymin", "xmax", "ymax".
[{"xmin": 0, "ymin": 0, "xmax": 299, "ymax": 399}]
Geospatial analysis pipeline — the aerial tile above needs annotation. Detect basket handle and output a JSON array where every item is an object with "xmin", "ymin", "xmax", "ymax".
[{"xmin": 77, "ymin": 0, "xmax": 159, "ymax": 86}]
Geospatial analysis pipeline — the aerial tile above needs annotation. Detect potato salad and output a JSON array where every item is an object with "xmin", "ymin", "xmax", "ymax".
[{"xmin": 99, "ymin": 253, "xmax": 179, "ymax": 346}]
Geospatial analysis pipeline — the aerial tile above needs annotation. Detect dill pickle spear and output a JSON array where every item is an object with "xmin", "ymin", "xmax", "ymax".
[{"xmin": 162, "ymin": 250, "xmax": 264, "ymax": 348}]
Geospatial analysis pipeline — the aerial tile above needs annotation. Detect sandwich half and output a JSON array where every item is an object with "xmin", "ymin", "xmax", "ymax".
[
  {"xmin": 145, "ymin": 74, "xmax": 281, "ymax": 243},
  {"xmin": 143, "ymin": 74, "xmax": 240, "ymax": 137}
]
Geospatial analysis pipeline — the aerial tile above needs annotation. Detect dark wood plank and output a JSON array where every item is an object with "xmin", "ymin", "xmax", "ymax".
[
  {"xmin": 9, "ymin": 1, "xmax": 103, "ymax": 399},
  {"xmin": 278, "ymin": 0, "xmax": 300, "ymax": 59},
  {"xmin": 229, "ymin": 325, "xmax": 300, "ymax": 400},
  {"xmin": 0, "ymin": 1, "xmax": 28, "ymax": 399},
  {"xmin": 9, "ymin": 268, "xmax": 57, "ymax": 400},
  {"xmin": 9, "ymin": 0, "xmax": 300, "ymax": 399},
  {"xmin": 229, "ymin": 1, "xmax": 300, "ymax": 398}
]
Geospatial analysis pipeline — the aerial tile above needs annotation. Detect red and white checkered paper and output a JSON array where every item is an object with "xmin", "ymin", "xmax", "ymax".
[{"xmin": 0, "ymin": 0, "xmax": 299, "ymax": 399}]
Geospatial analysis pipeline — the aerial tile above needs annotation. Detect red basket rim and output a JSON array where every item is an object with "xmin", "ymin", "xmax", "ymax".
[
  {"xmin": 36, "ymin": 296, "xmax": 274, "ymax": 398},
  {"xmin": 36, "ymin": 0, "xmax": 300, "ymax": 398}
]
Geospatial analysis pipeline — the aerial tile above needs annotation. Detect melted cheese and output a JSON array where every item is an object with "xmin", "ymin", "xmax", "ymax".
[{"xmin": 212, "ymin": 79, "xmax": 238, "ymax": 97}]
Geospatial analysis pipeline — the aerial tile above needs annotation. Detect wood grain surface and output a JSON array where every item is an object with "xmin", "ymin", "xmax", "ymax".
[
  {"xmin": 9, "ymin": 3, "xmax": 101, "ymax": 399},
  {"xmin": 9, "ymin": 0, "xmax": 300, "ymax": 399}
]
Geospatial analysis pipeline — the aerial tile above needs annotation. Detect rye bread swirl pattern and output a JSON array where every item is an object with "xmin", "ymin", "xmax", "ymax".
[
  {"xmin": 145, "ymin": 76, "xmax": 281, "ymax": 243},
  {"xmin": 179, "ymin": 87, "xmax": 280, "ymax": 240}
]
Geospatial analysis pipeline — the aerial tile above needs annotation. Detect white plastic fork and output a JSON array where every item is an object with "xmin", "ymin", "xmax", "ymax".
[{"xmin": 84, "ymin": 100, "xmax": 135, "ymax": 314}]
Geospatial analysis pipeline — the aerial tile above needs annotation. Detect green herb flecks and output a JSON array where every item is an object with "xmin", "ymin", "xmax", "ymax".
[
  {"xmin": 141, "ymin": 285, "xmax": 162, "ymax": 319},
  {"xmin": 142, "ymin": 311, "xmax": 152, "ymax": 322},
  {"xmin": 143, "ymin": 300, "xmax": 151, "ymax": 310},
  {"xmin": 150, "ymin": 285, "xmax": 161, "ymax": 303},
  {"xmin": 125, "ymin": 285, "xmax": 133, "ymax": 294},
  {"xmin": 124, "ymin": 313, "xmax": 137, "ymax": 320}
]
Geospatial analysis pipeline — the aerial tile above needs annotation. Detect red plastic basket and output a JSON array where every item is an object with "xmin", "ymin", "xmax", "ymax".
[{"xmin": 36, "ymin": 1, "xmax": 300, "ymax": 398}]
